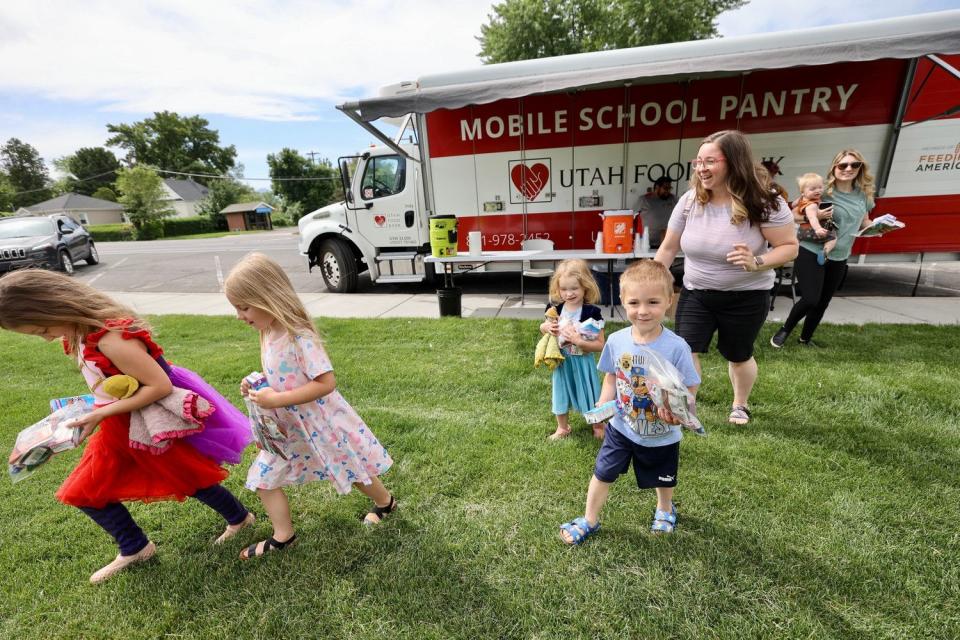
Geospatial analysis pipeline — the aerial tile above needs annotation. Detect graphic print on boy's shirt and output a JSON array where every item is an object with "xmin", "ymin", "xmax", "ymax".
[{"xmin": 615, "ymin": 352, "xmax": 670, "ymax": 438}]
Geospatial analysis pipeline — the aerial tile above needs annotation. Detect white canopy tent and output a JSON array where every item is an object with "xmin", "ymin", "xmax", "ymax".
[{"xmin": 340, "ymin": 11, "xmax": 960, "ymax": 123}]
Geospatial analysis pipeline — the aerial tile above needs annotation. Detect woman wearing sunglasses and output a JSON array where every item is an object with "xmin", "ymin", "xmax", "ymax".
[
  {"xmin": 771, "ymin": 149, "xmax": 875, "ymax": 349},
  {"xmin": 655, "ymin": 130, "xmax": 797, "ymax": 426}
]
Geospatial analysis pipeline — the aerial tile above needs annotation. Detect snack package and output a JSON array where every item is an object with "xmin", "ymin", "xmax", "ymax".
[
  {"xmin": 639, "ymin": 347, "xmax": 706, "ymax": 437},
  {"xmin": 855, "ymin": 213, "xmax": 905, "ymax": 238},
  {"xmin": 49, "ymin": 394, "xmax": 95, "ymax": 412},
  {"xmin": 584, "ymin": 400, "xmax": 617, "ymax": 424},
  {"xmin": 9, "ymin": 402, "xmax": 90, "ymax": 482},
  {"xmin": 243, "ymin": 372, "xmax": 288, "ymax": 459}
]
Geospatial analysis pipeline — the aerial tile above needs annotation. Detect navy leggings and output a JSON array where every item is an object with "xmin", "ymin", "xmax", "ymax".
[
  {"xmin": 782, "ymin": 247, "xmax": 848, "ymax": 341},
  {"xmin": 79, "ymin": 484, "xmax": 248, "ymax": 556}
]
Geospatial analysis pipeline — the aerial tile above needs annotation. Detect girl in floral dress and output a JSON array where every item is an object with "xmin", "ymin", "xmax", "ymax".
[
  {"xmin": 224, "ymin": 253, "xmax": 396, "ymax": 559},
  {"xmin": 0, "ymin": 270, "xmax": 253, "ymax": 584}
]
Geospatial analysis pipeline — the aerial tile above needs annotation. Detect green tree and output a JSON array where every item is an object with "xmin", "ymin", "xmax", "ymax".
[
  {"xmin": 91, "ymin": 186, "xmax": 118, "ymax": 202},
  {"xmin": 478, "ymin": 0, "xmax": 745, "ymax": 63},
  {"xmin": 196, "ymin": 177, "xmax": 259, "ymax": 230},
  {"xmin": 115, "ymin": 165, "xmax": 174, "ymax": 239},
  {"xmin": 106, "ymin": 111, "xmax": 237, "ymax": 182},
  {"xmin": 0, "ymin": 173, "xmax": 15, "ymax": 213},
  {"xmin": 266, "ymin": 149, "xmax": 338, "ymax": 220},
  {"xmin": 0, "ymin": 138, "xmax": 51, "ymax": 208},
  {"xmin": 58, "ymin": 147, "xmax": 120, "ymax": 196}
]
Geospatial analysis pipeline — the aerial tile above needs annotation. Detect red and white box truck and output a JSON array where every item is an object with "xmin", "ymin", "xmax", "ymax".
[{"xmin": 298, "ymin": 11, "xmax": 960, "ymax": 292}]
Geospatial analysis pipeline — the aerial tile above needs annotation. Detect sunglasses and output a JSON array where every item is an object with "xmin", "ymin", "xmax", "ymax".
[{"xmin": 836, "ymin": 161, "xmax": 863, "ymax": 171}]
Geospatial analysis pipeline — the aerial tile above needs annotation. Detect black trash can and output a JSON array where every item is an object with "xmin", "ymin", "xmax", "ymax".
[
  {"xmin": 592, "ymin": 268, "xmax": 621, "ymax": 306},
  {"xmin": 437, "ymin": 287, "xmax": 462, "ymax": 317}
]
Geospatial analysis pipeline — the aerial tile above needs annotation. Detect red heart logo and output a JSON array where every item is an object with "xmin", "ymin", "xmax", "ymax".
[
  {"xmin": 511, "ymin": 163, "xmax": 549, "ymax": 200},
  {"xmin": 374, "ymin": 215, "xmax": 386, "ymax": 226}
]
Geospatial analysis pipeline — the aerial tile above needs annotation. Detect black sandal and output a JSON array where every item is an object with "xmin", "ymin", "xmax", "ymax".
[
  {"xmin": 240, "ymin": 534, "xmax": 297, "ymax": 560},
  {"xmin": 362, "ymin": 495, "xmax": 397, "ymax": 525}
]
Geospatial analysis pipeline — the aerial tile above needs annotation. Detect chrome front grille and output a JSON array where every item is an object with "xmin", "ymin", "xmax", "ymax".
[{"xmin": 1, "ymin": 248, "xmax": 27, "ymax": 260}]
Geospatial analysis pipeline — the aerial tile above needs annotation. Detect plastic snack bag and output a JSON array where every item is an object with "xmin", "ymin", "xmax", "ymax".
[
  {"xmin": 639, "ymin": 347, "xmax": 706, "ymax": 436},
  {"xmin": 9, "ymin": 402, "xmax": 90, "ymax": 482},
  {"xmin": 243, "ymin": 372, "xmax": 289, "ymax": 459},
  {"xmin": 49, "ymin": 394, "xmax": 95, "ymax": 412},
  {"xmin": 584, "ymin": 400, "xmax": 617, "ymax": 424},
  {"xmin": 855, "ymin": 213, "xmax": 905, "ymax": 238}
]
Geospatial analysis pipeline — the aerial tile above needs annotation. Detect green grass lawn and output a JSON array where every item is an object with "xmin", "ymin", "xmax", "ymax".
[{"xmin": 1, "ymin": 317, "xmax": 958, "ymax": 639}]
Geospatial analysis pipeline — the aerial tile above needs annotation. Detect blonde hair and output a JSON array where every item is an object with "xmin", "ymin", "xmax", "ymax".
[
  {"xmin": 224, "ymin": 253, "xmax": 318, "ymax": 338},
  {"xmin": 0, "ymin": 269, "xmax": 146, "ymax": 354},
  {"xmin": 690, "ymin": 130, "xmax": 780, "ymax": 226},
  {"xmin": 825, "ymin": 149, "xmax": 875, "ymax": 206},
  {"xmin": 619, "ymin": 259, "xmax": 674, "ymax": 299},
  {"xmin": 548, "ymin": 259, "xmax": 600, "ymax": 305},
  {"xmin": 796, "ymin": 172, "xmax": 823, "ymax": 193}
]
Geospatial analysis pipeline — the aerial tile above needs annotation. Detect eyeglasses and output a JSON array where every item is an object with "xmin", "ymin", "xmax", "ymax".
[
  {"xmin": 836, "ymin": 161, "xmax": 863, "ymax": 171},
  {"xmin": 691, "ymin": 158, "xmax": 725, "ymax": 169}
]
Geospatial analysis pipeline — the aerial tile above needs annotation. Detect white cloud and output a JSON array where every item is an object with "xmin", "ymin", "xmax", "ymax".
[
  {"xmin": 0, "ymin": 0, "xmax": 494, "ymax": 121},
  {"xmin": 716, "ymin": 0, "xmax": 950, "ymax": 36}
]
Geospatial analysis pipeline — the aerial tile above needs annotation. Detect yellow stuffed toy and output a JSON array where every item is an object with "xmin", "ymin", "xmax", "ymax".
[
  {"xmin": 534, "ymin": 307, "xmax": 565, "ymax": 369},
  {"xmin": 102, "ymin": 375, "xmax": 139, "ymax": 399}
]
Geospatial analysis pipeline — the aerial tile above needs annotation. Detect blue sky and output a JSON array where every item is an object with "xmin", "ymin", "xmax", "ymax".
[{"xmin": 1, "ymin": 0, "xmax": 958, "ymax": 190}]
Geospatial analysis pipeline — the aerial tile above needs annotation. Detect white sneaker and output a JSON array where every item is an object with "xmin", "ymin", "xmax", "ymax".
[{"xmin": 89, "ymin": 541, "xmax": 156, "ymax": 584}]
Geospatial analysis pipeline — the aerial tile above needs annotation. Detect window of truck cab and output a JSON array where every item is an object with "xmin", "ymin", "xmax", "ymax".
[{"xmin": 359, "ymin": 155, "xmax": 405, "ymax": 200}]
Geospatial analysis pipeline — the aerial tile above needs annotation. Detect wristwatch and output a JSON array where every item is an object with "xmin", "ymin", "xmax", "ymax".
[{"xmin": 754, "ymin": 255, "xmax": 765, "ymax": 269}]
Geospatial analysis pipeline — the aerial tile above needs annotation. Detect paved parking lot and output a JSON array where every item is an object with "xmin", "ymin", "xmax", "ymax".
[{"xmin": 78, "ymin": 229, "xmax": 960, "ymax": 299}]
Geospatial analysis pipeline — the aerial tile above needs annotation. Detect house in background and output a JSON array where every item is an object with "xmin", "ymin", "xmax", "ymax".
[
  {"xmin": 161, "ymin": 178, "xmax": 209, "ymax": 218},
  {"xmin": 17, "ymin": 193, "xmax": 125, "ymax": 225},
  {"xmin": 221, "ymin": 202, "xmax": 274, "ymax": 231}
]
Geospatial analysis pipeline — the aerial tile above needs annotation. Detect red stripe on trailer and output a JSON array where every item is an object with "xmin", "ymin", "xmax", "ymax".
[
  {"xmin": 454, "ymin": 194, "xmax": 960, "ymax": 254},
  {"xmin": 855, "ymin": 195, "xmax": 960, "ymax": 254}
]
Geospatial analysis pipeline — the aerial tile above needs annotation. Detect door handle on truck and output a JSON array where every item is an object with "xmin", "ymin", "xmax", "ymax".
[{"xmin": 405, "ymin": 210, "xmax": 415, "ymax": 227}]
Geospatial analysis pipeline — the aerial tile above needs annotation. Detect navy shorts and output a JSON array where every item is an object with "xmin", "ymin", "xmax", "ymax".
[
  {"xmin": 675, "ymin": 288, "xmax": 769, "ymax": 362},
  {"xmin": 594, "ymin": 426, "xmax": 679, "ymax": 488}
]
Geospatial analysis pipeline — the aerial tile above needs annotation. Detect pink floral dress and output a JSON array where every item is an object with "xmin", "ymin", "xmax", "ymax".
[{"xmin": 244, "ymin": 332, "xmax": 392, "ymax": 493}]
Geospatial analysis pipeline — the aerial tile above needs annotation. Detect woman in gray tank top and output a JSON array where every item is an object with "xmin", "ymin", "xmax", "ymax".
[{"xmin": 654, "ymin": 130, "xmax": 797, "ymax": 426}]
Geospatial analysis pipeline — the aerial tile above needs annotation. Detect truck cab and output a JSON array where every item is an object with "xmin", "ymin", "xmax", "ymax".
[{"xmin": 298, "ymin": 141, "xmax": 431, "ymax": 293}]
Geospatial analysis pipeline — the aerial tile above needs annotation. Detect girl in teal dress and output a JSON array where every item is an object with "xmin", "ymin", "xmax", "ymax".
[{"xmin": 539, "ymin": 259, "xmax": 606, "ymax": 440}]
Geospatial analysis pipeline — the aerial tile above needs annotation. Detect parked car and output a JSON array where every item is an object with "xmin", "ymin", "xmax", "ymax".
[{"xmin": 0, "ymin": 214, "xmax": 99, "ymax": 276}]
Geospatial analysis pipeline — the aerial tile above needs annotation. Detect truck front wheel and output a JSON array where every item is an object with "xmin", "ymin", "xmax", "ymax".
[{"xmin": 318, "ymin": 238, "xmax": 358, "ymax": 293}]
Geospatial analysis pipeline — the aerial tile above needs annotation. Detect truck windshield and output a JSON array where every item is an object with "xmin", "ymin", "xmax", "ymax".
[
  {"xmin": 0, "ymin": 218, "xmax": 55, "ymax": 239},
  {"xmin": 360, "ymin": 155, "xmax": 405, "ymax": 200}
]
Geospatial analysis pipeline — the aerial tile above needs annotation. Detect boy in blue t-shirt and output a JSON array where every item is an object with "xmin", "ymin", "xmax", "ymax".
[{"xmin": 560, "ymin": 260, "xmax": 700, "ymax": 544}]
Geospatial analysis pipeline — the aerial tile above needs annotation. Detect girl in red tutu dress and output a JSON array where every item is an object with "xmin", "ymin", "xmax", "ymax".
[{"xmin": 0, "ymin": 270, "xmax": 254, "ymax": 584}]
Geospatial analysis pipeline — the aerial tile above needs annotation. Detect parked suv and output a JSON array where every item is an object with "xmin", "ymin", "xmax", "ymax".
[{"xmin": 0, "ymin": 214, "xmax": 99, "ymax": 276}]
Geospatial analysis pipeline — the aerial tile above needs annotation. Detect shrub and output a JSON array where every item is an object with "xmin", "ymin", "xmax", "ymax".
[
  {"xmin": 87, "ymin": 223, "xmax": 134, "ymax": 241},
  {"xmin": 134, "ymin": 219, "xmax": 164, "ymax": 240},
  {"xmin": 162, "ymin": 216, "xmax": 214, "ymax": 236}
]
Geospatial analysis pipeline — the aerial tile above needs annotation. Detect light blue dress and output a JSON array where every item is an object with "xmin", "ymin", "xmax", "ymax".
[{"xmin": 551, "ymin": 303, "xmax": 604, "ymax": 416}]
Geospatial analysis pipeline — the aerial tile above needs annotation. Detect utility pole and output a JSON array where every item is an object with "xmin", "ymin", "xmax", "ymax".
[{"xmin": 306, "ymin": 151, "xmax": 319, "ymax": 163}]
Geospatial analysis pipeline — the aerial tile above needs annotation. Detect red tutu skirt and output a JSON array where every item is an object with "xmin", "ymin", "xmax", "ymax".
[{"xmin": 56, "ymin": 413, "xmax": 228, "ymax": 509}]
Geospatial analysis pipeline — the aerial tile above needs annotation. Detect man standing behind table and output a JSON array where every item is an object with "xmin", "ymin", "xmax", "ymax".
[{"xmin": 637, "ymin": 177, "xmax": 678, "ymax": 249}]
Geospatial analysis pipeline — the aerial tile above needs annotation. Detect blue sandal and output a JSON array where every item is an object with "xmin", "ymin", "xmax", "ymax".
[
  {"xmin": 650, "ymin": 503, "xmax": 677, "ymax": 534},
  {"xmin": 560, "ymin": 517, "xmax": 601, "ymax": 545}
]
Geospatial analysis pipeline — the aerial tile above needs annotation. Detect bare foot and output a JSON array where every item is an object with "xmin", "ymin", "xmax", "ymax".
[
  {"xmin": 215, "ymin": 511, "xmax": 255, "ymax": 544},
  {"xmin": 548, "ymin": 426, "xmax": 571, "ymax": 441},
  {"xmin": 89, "ymin": 541, "xmax": 157, "ymax": 584}
]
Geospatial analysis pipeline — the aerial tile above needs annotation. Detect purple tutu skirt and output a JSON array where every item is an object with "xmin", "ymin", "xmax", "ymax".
[{"xmin": 167, "ymin": 365, "xmax": 252, "ymax": 465}]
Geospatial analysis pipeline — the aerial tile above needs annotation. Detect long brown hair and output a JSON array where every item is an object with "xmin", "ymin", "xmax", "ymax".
[
  {"xmin": 0, "ymin": 269, "xmax": 146, "ymax": 354},
  {"xmin": 224, "ymin": 252, "xmax": 318, "ymax": 338},
  {"xmin": 690, "ymin": 130, "xmax": 780, "ymax": 226},
  {"xmin": 825, "ymin": 148, "xmax": 875, "ymax": 206}
]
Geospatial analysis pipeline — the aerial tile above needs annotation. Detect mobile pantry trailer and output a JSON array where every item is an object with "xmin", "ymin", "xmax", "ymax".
[{"xmin": 298, "ymin": 11, "xmax": 960, "ymax": 293}]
